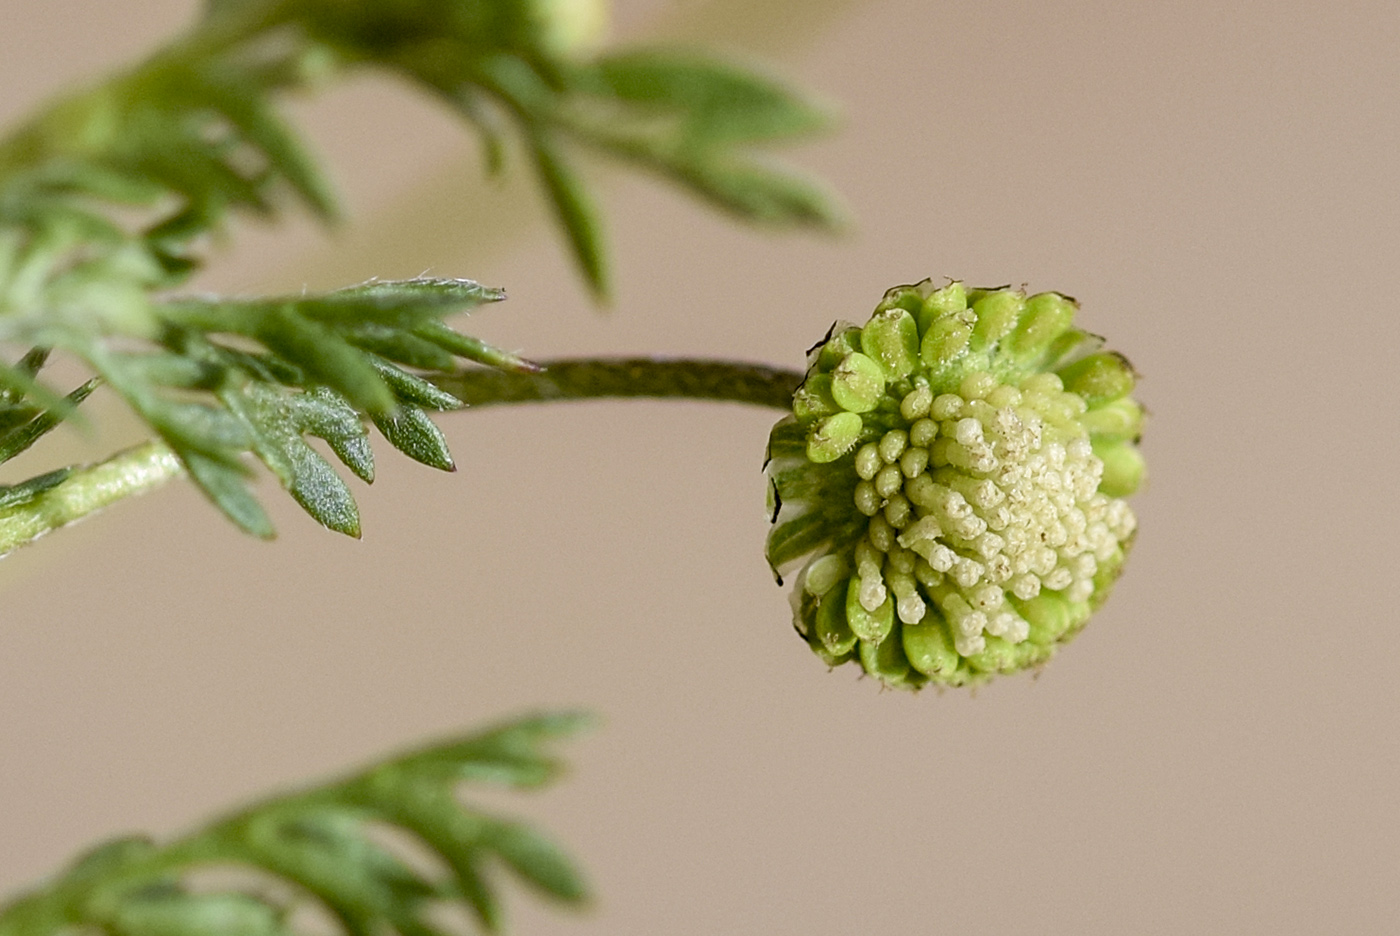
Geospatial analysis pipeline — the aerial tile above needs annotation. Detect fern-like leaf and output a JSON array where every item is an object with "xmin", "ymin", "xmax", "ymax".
[
  {"xmin": 0, "ymin": 713, "xmax": 593, "ymax": 936},
  {"xmin": 0, "ymin": 0, "xmax": 840, "ymax": 538}
]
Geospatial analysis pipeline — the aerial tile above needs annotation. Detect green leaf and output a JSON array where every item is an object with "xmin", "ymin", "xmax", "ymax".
[
  {"xmin": 0, "ymin": 714, "xmax": 591, "ymax": 936},
  {"xmin": 297, "ymin": 278, "xmax": 506, "ymax": 326},
  {"xmin": 187, "ymin": 66, "xmax": 339, "ymax": 220},
  {"xmin": 368, "ymin": 356, "xmax": 464, "ymax": 412},
  {"xmin": 109, "ymin": 892, "xmax": 288, "ymax": 936},
  {"xmin": 0, "ymin": 378, "xmax": 97, "ymax": 465},
  {"xmin": 476, "ymin": 819, "xmax": 588, "ymax": 903},
  {"xmin": 0, "ymin": 468, "xmax": 72, "ymax": 512},
  {"xmin": 371, "ymin": 405, "xmax": 455, "ymax": 472},
  {"xmin": 232, "ymin": 811, "xmax": 435, "ymax": 936},
  {"xmin": 526, "ymin": 130, "xmax": 609, "ymax": 300},
  {"xmin": 0, "ymin": 360, "xmax": 77, "ymax": 424},
  {"xmin": 129, "ymin": 133, "xmax": 268, "ymax": 215},
  {"xmin": 589, "ymin": 50, "xmax": 831, "ymax": 145},
  {"xmin": 32, "ymin": 158, "xmax": 167, "ymax": 205},
  {"xmin": 254, "ymin": 308, "xmax": 395, "ymax": 414},
  {"xmin": 222, "ymin": 383, "xmax": 361, "ymax": 537},
  {"xmin": 338, "ymin": 324, "xmax": 458, "ymax": 371},
  {"xmin": 287, "ymin": 389, "xmax": 375, "ymax": 483},
  {"xmin": 397, "ymin": 711, "xmax": 594, "ymax": 788},
  {"xmin": 61, "ymin": 834, "xmax": 157, "ymax": 881},
  {"xmin": 414, "ymin": 322, "xmax": 541, "ymax": 375},
  {"xmin": 668, "ymin": 157, "xmax": 843, "ymax": 228},
  {"xmin": 181, "ymin": 451, "xmax": 274, "ymax": 539}
]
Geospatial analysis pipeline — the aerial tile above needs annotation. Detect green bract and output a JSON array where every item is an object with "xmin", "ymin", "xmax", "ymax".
[{"xmin": 766, "ymin": 280, "xmax": 1144, "ymax": 689}]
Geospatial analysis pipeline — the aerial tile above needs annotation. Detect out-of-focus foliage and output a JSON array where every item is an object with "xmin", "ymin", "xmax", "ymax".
[
  {"xmin": 0, "ymin": 713, "xmax": 592, "ymax": 936},
  {"xmin": 0, "ymin": 0, "xmax": 839, "ymax": 535}
]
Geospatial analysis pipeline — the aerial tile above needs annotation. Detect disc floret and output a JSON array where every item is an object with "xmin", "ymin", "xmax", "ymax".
[{"xmin": 766, "ymin": 280, "xmax": 1144, "ymax": 689}]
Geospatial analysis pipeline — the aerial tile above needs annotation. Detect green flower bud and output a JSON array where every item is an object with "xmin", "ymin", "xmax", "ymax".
[
  {"xmin": 861, "ymin": 309, "xmax": 921, "ymax": 380},
  {"xmin": 920, "ymin": 313, "xmax": 974, "ymax": 369},
  {"xmin": 969, "ymin": 289, "xmax": 1025, "ymax": 349},
  {"xmin": 807, "ymin": 411, "xmax": 863, "ymax": 463},
  {"xmin": 901, "ymin": 616, "xmax": 960, "ymax": 680},
  {"xmin": 921, "ymin": 280, "xmax": 968, "ymax": 320},
  {"xmin": 1010, "ymin": 292, "xmax": 1078, "ymax": 359},
  {"xmin": 815, "ymin": 324, "xmax": 862, "ymax": 371},
  {"xmin": 1092, "ymin": 439, "xmax": 1147, "ymax": 497},
  {"xmin": 830, "ymin": 352, "xmax": 886, "ymax": 413},
  {"xmin": 1058, "ymin": 352, "xmax": 1137, "ymax": 406},
  {"xmin": 767, "ymin": 278, "xmax": 1145, "ymax": 689},
  {"xmin": 859, "ymin": 630, "xmax": 916, "ymax": 688},
  {"xmin": 1080, "ymin": 396, "xmax": 1144, "ymax": 442},
  {"xmin": 846, "ymin": 583, "xmax": 894, "ymax": 644},
  {"xmin": 814, "ymin": 580, "xmax": 859, "ymax": 656},
  {"xmin": 792, "ymin": 373, "xmax": 839, "ymax": 420}
]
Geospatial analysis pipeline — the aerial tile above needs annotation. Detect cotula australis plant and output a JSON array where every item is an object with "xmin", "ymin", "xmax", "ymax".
[{"xmin": 0, "ymin": 1, "xmax": 1145, "ymax": 933}]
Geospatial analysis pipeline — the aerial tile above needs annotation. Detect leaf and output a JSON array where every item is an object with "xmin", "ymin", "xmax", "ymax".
[
  {"xmin": 681, "ymin": 158, "xmax": 844, "ymax": 228},
  {"xmin": 254, "ymin": 308, "xmax": 395, "ymax": 415},
  {"xmin": 525, "ymin": 130, "xmax": 609, "ymax": 300},
  {"xmin": 128, "ymin": 132, "xmax": 268, "ymax": 215},
  {"xmin": 338, "ymin": 324, "xmax": 458, "ymax": 371},
  {"xmin": 589, "ymin": 50, "xmax": 831, "ymax": 146},
  {"xmin": 475, "ymin": 819, "xmax": 587, "ymax": 903},
  {"xmin": 397, "ymin": 711, "xmax": 594, "ymax": 788},
  {"xmin": 368, "ymin": 357, "xmax": 464, "ymax": 412},
  {"xmin": 0, "ymin": 378, "xmax": 98, "ymax": 465},
  {"xmin": 32, "ymin": 158, "xmax": 168, "ymax": 205},
  {"xmin": 0, "ymin": 714, "xmax": 592, "ymax": 936},
  {"xmin": 0, "ymin": 360, "xmax": 77, "ymax": 423},
  {"xmin": 232, "ymin": 811, "xmax": 433, "ymax": 936},
  {"xmin": 371, "ymin": 405, "xmax": 455, "ymax": 472},
  {"xmin": 181, "ymin": 451, "xmax": 274, "ymax": 539},
  {"xmin": 189, "ymin": 66, "xmax": 340, "ymax": 220},
  {"xmin": 414, "ymin": 322, "xmax": 541, "ymax": 375},
  {"xmin": 287, "ymin": 389, "xmax": 375, "ymax": 483},
  {"xmin": 222, "ymin": 383, "xmax": 361, "ymax": 537},
  {"xmin": 0, "ymin": 468, "xmax": 72, "ymax": 512},
  {"xmin": 109, "ymin": 892, "xmax": 288, "ymax": 936},
  {"xmin": 297, "ymin": 279, "xmax": 506, "ymax": 326}
]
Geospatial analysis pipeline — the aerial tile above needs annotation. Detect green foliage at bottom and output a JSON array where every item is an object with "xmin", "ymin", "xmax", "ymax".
[{"xmin": 0, "ymin": 713, "xmax": 592, "ymax": 936}]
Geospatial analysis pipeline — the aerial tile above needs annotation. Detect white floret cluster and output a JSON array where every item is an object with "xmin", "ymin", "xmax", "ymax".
[{"xmin": 833, "ymin": 368, "xmax": 1136, "ymax": 657}]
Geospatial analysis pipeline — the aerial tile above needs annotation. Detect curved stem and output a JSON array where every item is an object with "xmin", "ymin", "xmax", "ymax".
[
  {"xmin": 0, "ymin": 441, "xmax": 183, "ymax": 559},
  {"xmin": 433, "ymin": 357, "xmax": 803, "ymax": 410},
  {"xmin": 0, "ymin": 359, "xmax": 800, "ymax": 560}
]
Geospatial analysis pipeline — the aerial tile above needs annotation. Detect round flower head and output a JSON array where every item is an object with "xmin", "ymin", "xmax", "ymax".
[{"xmin": 765, "ymin": 280, "xmax": 1144, "ymax": 689}]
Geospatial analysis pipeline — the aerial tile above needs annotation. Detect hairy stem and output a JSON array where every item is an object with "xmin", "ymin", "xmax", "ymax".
[
  {"xmin": 434, "ymin": 358, "xmax": 803, "ymax": 410},
  {"xmin": 0, "ymin": 441, "xmax": 183, "ymax": 559},
  {"xmin": 0, "ymin": 359, "xmax": 800, "ymax": 558}
]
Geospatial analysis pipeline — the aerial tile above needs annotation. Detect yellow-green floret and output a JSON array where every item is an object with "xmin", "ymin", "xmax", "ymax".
[{"xmin": 765, "ymin": 280, "xmax": 1144, "ymax": 689}]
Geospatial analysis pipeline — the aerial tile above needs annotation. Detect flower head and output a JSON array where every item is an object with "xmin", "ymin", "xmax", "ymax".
[{"xmin": 766, "ymin": 280, "xmax": 1144, "ymax": 688}]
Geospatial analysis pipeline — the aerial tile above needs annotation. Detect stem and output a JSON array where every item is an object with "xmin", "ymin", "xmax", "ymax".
[
  {"xmin": 434, "ymin": 357, "xmax": 803, "ymax": 410},
  {"xmin": 0, "ymin": 441, "xmax": 183, "ymax": 559},
  {"xmin": 0, "ymin": 359, "xmax": 799, "ymax": 559}
]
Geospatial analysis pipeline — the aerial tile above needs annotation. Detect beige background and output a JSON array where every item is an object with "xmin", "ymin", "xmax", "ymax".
[{"xmin": 2, "ymin": 0, "xmax": 1398, "ymax": 932}]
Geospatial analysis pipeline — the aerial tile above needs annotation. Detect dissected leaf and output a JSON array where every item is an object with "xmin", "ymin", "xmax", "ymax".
[
  {"xmin": 368, "ymin": 356, "xmax": 464, "ymax": 412},
  {"xmin": 255, "ymin": 309, "xmax": 395, "ymax": 415},
  {"xmin": 526, "ymin": 130, "xmax": 609, "ymax": 299},
  {"xmin": 589, "ymin": 50, "xmax": 831, "ymax": 146},
  {"xmin": 0, "ymin": 378, "xmax": 98, "ymax": 465},
  {"xmin": 223, "ymin": 383, "xmax": 361, "ymax": 537},
  {"xmin": 0, "ymin": 0, "xmax": 840, "ymax": 545},
  {"xmin": 414, "ymin": 322, "xmax": 540, "ymax": 375},
  {"xmin": 181, "ymin": 450, "xmax": 274, "ymax": 539},
  {"xmin": 0, "ymin": 714, "xmax": 592, "ymax": 936},
  {"xmin": 287, "ymin": 389, "xmax": 375, "ymax": 483},
  {"xmin": 0, "ymin": 468, "xmax": 71, "ymax": 512},
  {"xmin": 372, "ymin": 405, "xmax": 455, "ymax": 472}
]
